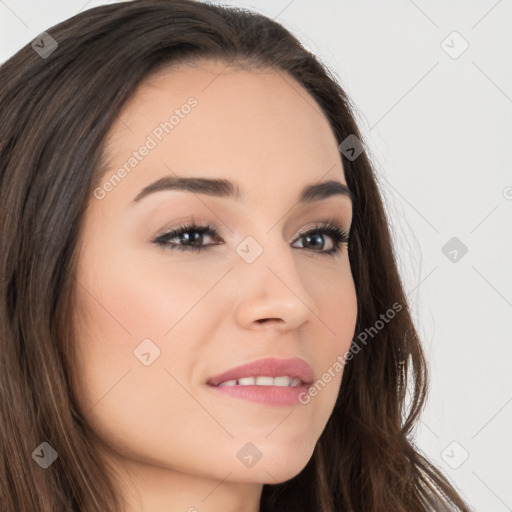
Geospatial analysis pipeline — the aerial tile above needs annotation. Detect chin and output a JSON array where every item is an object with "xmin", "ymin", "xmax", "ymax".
[{"xmin": 227, "ymin": 441, "xmax": 315, "ymax": 484}]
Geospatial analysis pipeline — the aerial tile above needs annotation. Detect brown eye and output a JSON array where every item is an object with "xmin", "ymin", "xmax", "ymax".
[{"xmin": 153, "ymin": 223, "xmax": 221, "ymax": 253}]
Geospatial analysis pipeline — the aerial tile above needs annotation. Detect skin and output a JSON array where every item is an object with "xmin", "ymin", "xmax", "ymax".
[{"xmin": 73, "ymin": 60, "xmax": 358, "ymax": 512}]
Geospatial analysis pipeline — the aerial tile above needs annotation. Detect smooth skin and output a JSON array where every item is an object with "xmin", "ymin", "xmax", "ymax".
[{"xmin": 73, "ymin": 60, "xmax": 358, "ymax": 512}]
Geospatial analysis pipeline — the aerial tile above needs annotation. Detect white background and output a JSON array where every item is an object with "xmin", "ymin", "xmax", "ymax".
[{"xmin": 1, "ymin": 1, "xmax": 511, "ymax": 510}]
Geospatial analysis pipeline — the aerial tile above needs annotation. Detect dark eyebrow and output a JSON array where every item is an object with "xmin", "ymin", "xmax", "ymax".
[{"xmin": 131, "ymin": 176, "xmax": 353, "ymax": 205}]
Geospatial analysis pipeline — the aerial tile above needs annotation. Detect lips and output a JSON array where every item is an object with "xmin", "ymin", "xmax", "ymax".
[{"xmin": 207, "ymin": 357, "xmax": 314, "ymax": 387}]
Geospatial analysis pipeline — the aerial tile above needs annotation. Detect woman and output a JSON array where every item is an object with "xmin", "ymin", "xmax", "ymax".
[{"xmin": 0, "ymin": 1, "xmax": 473, "ymax": 510}]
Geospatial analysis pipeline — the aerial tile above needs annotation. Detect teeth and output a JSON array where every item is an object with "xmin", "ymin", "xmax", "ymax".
[
  {"xmin": 238, "ymin": 377, "xmax": 256, "ymax": 386},
  {"xmin": 256, "ymin": 376, "xmax": 274, "ymax": 386},
  {"xmin": 217, "ymin": 376, "xmax": 303, "ymax": 387},
  {"xmin": 273, "ymin": 376, "xmax": 291, "ymax": 386},
  {"xmin": 218, "ymin": 379, "xmax": 237, "ymax": 387}
]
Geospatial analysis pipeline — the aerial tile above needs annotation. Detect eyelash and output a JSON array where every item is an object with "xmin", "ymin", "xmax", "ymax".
[{"xmin": 152, "ymin": 219, "xmax": 349, "ymax": 257}]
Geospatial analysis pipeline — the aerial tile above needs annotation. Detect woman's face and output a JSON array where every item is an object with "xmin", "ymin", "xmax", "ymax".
[{"xmin": 74, "ymin": 61, "xmax": 357, "ymax": 493}]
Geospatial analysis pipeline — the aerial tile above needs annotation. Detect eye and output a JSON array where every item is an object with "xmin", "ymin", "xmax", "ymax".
[
  {"xmin": 152, "ymin": 222, "xmax": 222, "ymax": 253},
  {"xmin": 292, "ymin": 221, "xmax": 349, "ymax": 256},
  {"xmin": 152, "ymin": 219, "xmax": 349, "ymax": 256}
]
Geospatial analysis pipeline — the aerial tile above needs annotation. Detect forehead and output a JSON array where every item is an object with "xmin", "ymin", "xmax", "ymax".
[{"xmin": 98, "ymin": 60, "xmax": 347, "ymax": 209}]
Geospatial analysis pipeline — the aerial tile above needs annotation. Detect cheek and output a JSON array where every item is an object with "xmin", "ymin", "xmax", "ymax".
[
  {"xmin": 301, "ymin": 266, "xmax": 358, "ymax": 411},
  {"xmin": 323, "ymin": 283, "xmax": 358, "ymax": 358},
  {"xmin": 72, "ymin": 251, "xmax": 192, "ymax": 406},
  {"xmin": 309, "ymin": 261, "xmax": 358, "ymax": 352},
  {"xmin": 72, "ymin": 255, "xmax": 220, "ymax": 472},
  {"xmin": 73, "ymin": 258, "xmax": 205, "ymax": 399},
  {"xmin": 76, "ymin": 249, "xmax": 212, "ymax": 342}
]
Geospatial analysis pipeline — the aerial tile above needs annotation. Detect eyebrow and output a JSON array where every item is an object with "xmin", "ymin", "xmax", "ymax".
[{"xmin": 131, "ymin": 176, "xmax": 353, "ymax": 205}]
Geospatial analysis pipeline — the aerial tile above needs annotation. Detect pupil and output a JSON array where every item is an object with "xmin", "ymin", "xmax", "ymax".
[
  {"xmin": 306, "ymin": 233, "xmax": 324, "ymax": 249},
  {"xmin": 183, "ymin": 232, "xmax": 202, "ymax": 245}
]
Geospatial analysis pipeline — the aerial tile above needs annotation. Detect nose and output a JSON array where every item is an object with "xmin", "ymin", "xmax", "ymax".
[{"xmin": 233, "ymin": 239, "xmax": 320, "ymax": 332}]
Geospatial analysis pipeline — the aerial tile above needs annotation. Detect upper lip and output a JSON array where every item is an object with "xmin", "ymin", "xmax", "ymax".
[{"xmin": 207, "ymin": 357, "xmax": 314, "ymax": 386}]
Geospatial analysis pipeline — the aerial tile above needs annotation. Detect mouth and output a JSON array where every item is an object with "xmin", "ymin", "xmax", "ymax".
[
  {"xmin": 206, "ymin": 357, "xmax": 314, "ymax": 406},
  {"xmin": 214, "ymin": 375, "xmax": 305, "ymax": 387}
]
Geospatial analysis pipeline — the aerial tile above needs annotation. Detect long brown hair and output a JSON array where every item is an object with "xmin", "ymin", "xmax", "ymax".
[{"xmin": 0, "ymin": 1, "xmax": 473, "ymax": 510}]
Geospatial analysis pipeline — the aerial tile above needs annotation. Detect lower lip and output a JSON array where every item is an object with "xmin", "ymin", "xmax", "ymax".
[{"xmin": 207, "ymin": 383, "xmax": 310, "ymax": 406}]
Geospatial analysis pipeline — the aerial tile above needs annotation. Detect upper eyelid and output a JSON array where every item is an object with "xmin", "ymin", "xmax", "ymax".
[
  {"xmin": 154, "ymin": 220, "xmax": 349, "ymax": 244},
  {"xmin": 150, "ymin": 201, "xmax": 351, "ymax": 236}
]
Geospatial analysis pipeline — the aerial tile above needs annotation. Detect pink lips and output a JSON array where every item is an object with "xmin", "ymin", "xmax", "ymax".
[
  {"xmin": 206, "ymin": 357, "xmax": 314, "ymax": 407},
  {"xmin": 207, "ymin": 357, "xmax": 314, "ymax": 387}
]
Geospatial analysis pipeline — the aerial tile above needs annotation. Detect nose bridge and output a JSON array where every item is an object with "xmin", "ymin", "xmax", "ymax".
[{"xmin": 233, "ymin": 227, "xmax": 319, "ymax": 327}]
